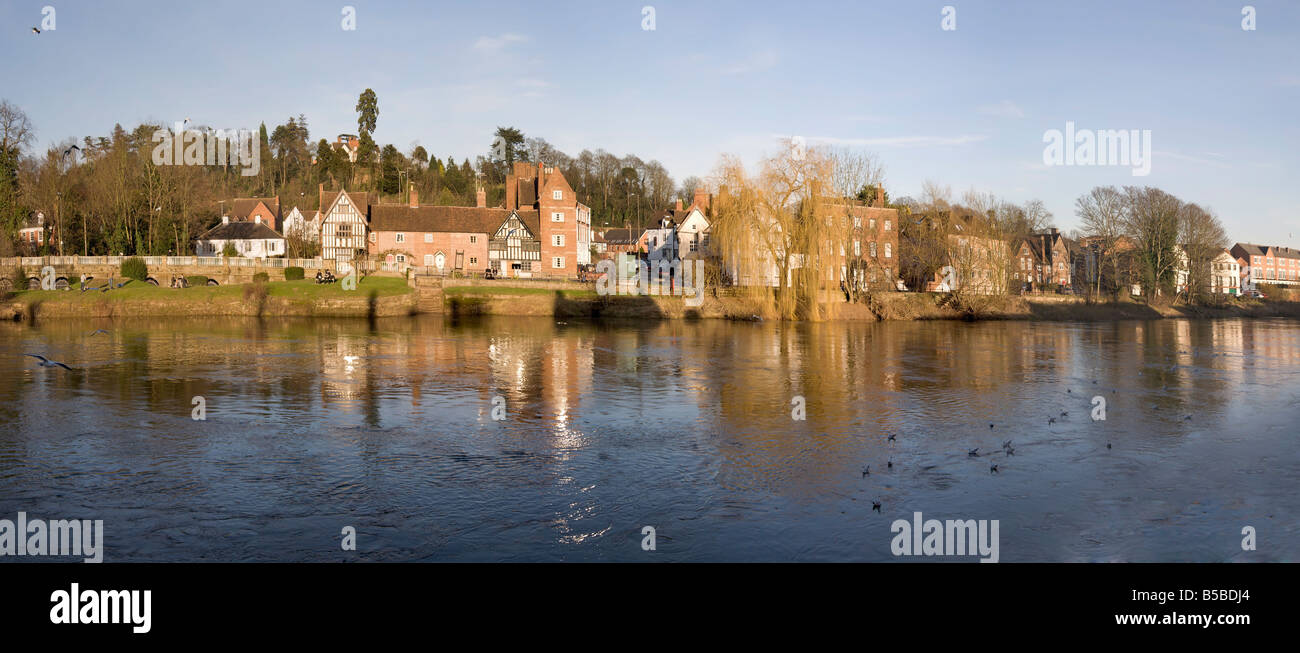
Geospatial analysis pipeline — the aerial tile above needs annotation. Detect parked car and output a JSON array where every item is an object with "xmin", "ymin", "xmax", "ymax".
[
  {"xmin": 1055, "ymin": 286, "xmax": 1073, "ymax": 295},
  {"xmin": 1246, "ymin": 290, "xmax": 1266, "ymax": 298}
]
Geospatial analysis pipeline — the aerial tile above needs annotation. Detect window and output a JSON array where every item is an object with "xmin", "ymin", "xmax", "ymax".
[
  {"xmin": 470, "ymin": 236, "xmax": 477, "ymax": 243},
  {"xmin": 884, "ymin": 219, "xmax": 892, "ymax": 231},
  {"xmin": 424, "ymin": 254, "xmax": 434, "ymax": 266},
  {"xmin": 553, "ymin": 234, "xmax": 565, "ymax": 247},
  {"xmin": 424, "ymin": 233, "xmax": 432, "ymax": 243},
  {"xmin": 469, "ymin": 257, "xmax": 477, "ymax": 265},
  {"xmin": 552, "ymin": 190, "xmax": 563, "ymax": 200},
  {"xmin": 869, "ymin": 218, "xmax": 876, "ymax": 230},
  {"xmin": 396, "ymin": 254, "xmax": 406, "ymax": 263},
  {"xmin": 854, "ymin": 217, "xmax": 862, "ymax": 228},
  {"xmin": 338, "ymin": 224, "xmax": 351, "ymax": 237},
  {"xmin": 396, "ymin": 233, "xmax": 405, "ymax": 243},
  {"xmin": 552, "ymin": 212, "xmax": 564, "ymax": 222},
  {"xmin": 885, "ymin": 243, "xmax": 892, "ymax": 258},
  {"xmin": 870, "ymin": 242, "xmax": 877, "ymax": 257},
  {"xmin": 854, "ymin": 240, "xmax": 861, "ymax": 256},
  {"xmin": 552, "ymin": 257, "xmax": 565, "ymax": 269}
]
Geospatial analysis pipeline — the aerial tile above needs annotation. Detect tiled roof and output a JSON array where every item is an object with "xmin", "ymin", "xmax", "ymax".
[
  {"xmin": 369, "ymin": 204, "xmax": 537, "ymax": 237},
  {"xmin": 197, "ymin": 220, "xmax": 283, "ymax": 240},
  {"xmin": 602, "ymin": 228, "xmax": 637, "ymax": 244},
  {"xmin": 229, "ymin": 197, "xmax": 280, "ymax": 220}
]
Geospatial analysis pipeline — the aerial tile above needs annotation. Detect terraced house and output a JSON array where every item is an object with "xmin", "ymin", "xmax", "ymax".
[
  {"xmin": 360, "ymin": 162, "xmax": 589, "ymax": 278},
  {"xmin": 1231, "ymin": 243, "xmax": 1300, "ymax": 289}
]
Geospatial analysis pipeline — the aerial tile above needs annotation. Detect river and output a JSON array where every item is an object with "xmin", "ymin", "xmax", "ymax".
[{"xmin": 1, "ymin": 315, "xmax": 1296, "ymax": 561}]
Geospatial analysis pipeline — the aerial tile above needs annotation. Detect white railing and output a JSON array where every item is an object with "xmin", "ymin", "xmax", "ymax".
[{"xmin": 2, "ymin": 255, "xmax": 328, "ymax": 270}]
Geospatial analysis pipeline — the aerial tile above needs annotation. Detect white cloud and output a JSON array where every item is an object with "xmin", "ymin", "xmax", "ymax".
[
  {"xmin": 474, "ymin": 33, "xmax": 528, "ymax": 51},
  {"xmin": 978, "ymin": 100, "xmax": 1025, "ymax": 118}
]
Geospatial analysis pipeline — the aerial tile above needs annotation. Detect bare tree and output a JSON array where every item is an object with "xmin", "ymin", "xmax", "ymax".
[
  {"xmin": 1075, "ymin": 185, "xmax": 1126, "ymax": 298},
  {"xmin": 1123, "ymin": 186, "xmax": 1183, "ymax": 300}
]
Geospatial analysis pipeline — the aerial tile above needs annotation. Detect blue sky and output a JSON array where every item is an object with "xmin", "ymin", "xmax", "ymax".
[{"xmin": 2, "ymin": 0, "xmax": 1297, "ymax": 243}]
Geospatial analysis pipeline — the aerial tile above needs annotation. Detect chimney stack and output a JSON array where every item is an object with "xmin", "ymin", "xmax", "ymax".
[
  {"xmin": 875, "ymin": 183, "xmax": 885, "ymax": 208},
  {"xmin": 675, "ymin": 198, "xmax": 683, "ymax": 212},
  {"xmin": 693, "ymin": 187, "xmax": 711, "ymax": 212},
  {"xmin": 476, "ymin": 187, "xmax": 487, "ymax": 208},
  {"xmin": 409, "ymin": 183, "xmax": 418, "ymax": 208}
]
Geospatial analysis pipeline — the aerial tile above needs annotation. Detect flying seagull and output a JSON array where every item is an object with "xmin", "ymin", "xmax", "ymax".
[
  {"xmin": 968, "ymin": 448, "xmax": 979, "ymax": 457},
  {"xmin": 25, "ymin": 354, "xmax": 72, "ymax": 370},
  {"xmin": 32, "ymin": 27, "xmax": 41, "ymax": 34},
  {"xmin": 63, "ymin": 144, "xmax": 81, "ymax": 157}
]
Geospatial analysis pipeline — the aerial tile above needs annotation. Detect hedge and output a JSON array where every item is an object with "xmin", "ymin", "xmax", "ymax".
[
  {"xmin": 186, "ymin": 275, "xmax": 209, "ymax": 287},
  {"xmin": 252, "ymin": 272, "xmax": 269, "ymax": 283},
  {"xmin": 120, "ymin": 257, "xmax": 148, "ymax": 281},
  {"xmin": 284, "ymin": 266, "xmax": 305, "ymax": 281}
]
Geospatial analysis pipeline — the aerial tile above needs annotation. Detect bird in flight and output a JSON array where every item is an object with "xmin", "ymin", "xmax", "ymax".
[
  {"xmin": 32, "ymin": 27, "xmax": 41, "ymax": 34},
  {"xmin": 25, "ymin": 354, "xmax": 73, "ymax": 370}
]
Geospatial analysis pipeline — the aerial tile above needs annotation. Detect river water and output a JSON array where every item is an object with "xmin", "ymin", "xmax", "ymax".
[{"xmin": 1, "ymin": 315, "xmax": 1296, "ymax": 561}]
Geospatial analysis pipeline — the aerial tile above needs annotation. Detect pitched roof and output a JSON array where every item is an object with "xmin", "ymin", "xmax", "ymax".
[
  {"xmin": 229, "ymin": 197, "xmax": 280, "ymax": 221},
  {"xmin": 320, "ymin": 190, "xmax": 377, "ymax": 214},
  {"xmin": 602, "ymin": 228, "xmax": 637, "ymax": 244},
  {"xmin": 197, "ymin": 220, "xmax": 284, "ymax": 241},
  {"xmin": 368, "ymin": 204, "xmax": 539, "ymax": 237}
]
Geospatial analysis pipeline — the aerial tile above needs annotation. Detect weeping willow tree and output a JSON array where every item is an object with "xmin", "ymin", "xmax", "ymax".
[{"xmin": 709, "ymin": 142, "xmax": 881, "ymax": 320}]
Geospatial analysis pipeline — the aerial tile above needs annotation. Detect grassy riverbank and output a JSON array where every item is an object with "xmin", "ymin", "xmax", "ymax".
[{"xmin": 4, "ymin": 276, "xmax": 416, "ymax": 320}]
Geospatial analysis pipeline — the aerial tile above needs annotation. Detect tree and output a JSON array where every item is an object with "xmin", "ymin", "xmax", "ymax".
[
  {"xmin": 493, "ymin": 126, "xmax": 525, "ymax": 165},
  {"xmin": 355, "ymin": 89, "xmax": 378, "ymax": 136},
  {"xmin": 1179, "ymin": 202, "xmax": 1228, "ymax": 300},
  {"xmin": 1123, "ymin": 186, "xmax": 1183, "ymax": 300},
  {"xmin": 1075, "ymin": 186, "xmax": 1125, "ymax": 298}
]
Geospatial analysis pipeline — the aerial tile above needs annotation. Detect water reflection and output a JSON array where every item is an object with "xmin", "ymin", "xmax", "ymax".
[{"xmin": 1, "ymin": 315, "xmax": 1297, "ymax": 561}]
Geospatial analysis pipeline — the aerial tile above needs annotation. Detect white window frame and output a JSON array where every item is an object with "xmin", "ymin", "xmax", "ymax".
[
  {"xmin": 396, "ymin": 232, "xmax": 405, "ymax": 243},
  {"xmin": 553, "ymin": 234, "xmax": 565, "ymax": 247},
  {"xmin": 552, "ymin": 190, "xmax": 563, "ymax": 200},
  {"xmin": 551, "ymin": 212, "xmax": 564, "ymax": 222},
  {"xmin": 552, "ymin": 256, "xmax": 565, "ymax": 269},
  {"xmin": 424, "ymin": 233, "xmax": 432, "ymax": 243}
]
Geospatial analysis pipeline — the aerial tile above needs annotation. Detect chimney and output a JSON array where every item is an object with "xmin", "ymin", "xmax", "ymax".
[
  {"xmin": 506, "ymin": 173, "xmax": 517, "ymax": 210},
  {"xmin": 875, "ymin": 183, "xmax": 885, "ymax": 208},
  {"xmin": 675, "ymin": 198, "xmax": 683, "ymax": 212},
  {"xmin": 409, "ymin": 183, "xmax": 418, "ymax": 208},
  {"xmin": 693, "ymin": 187, "xmax": 710, "ymax": 211},
  {"xmin": 476, "ymin": 187, "xmax": 486, "ymax": 208}
]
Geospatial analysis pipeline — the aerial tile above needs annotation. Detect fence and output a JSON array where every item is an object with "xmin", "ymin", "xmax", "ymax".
[{"xmin": 2, "ymin": 256, "xmax": 326, "ymax": 270}]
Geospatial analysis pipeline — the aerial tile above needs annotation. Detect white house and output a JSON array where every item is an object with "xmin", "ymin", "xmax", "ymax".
[
  {"xmin": 195, "ymin": 216, "xmax": 286, "ymax": 258},
  {"xmin": 282, "ymin": 206, "xmax": 321, "ymax": 242},
  {"xmin": 675, "ymin": 206, "xmax": 710, "ymax": 257},
  {"xmin": 1211, "ymin": 249, "xmax": 1240, "ymax": 295}
]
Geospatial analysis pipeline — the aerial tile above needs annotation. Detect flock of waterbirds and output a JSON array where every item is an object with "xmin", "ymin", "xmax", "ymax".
[{"xmin": 864, "ymin": 386, "xmax": 1118, "ymax": 514}]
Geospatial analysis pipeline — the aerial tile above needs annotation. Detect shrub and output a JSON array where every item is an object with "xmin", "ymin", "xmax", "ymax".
[
  {"xmin": 284, "ymin": 266, "xmax": 305, "ymax": 281},
  {"xmin": 186, "ymin": 275, "xmax": 209, "ymax": 287},
  {"xmin": 222, "ymin": 242, "xmax": 238, "ymax": 257},
  {"xmin": 120, "ymin": 257, "xmax": 148, "ymax": 281},
  {"xmin": 253, "ymin": 272, "xmax": 269, "ymax": 283}
]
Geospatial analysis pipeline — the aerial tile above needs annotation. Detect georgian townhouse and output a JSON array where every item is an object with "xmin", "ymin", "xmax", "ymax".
[{"xmin": 818, "ymin": 188, "xmax": 900, "ymax": 292}]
